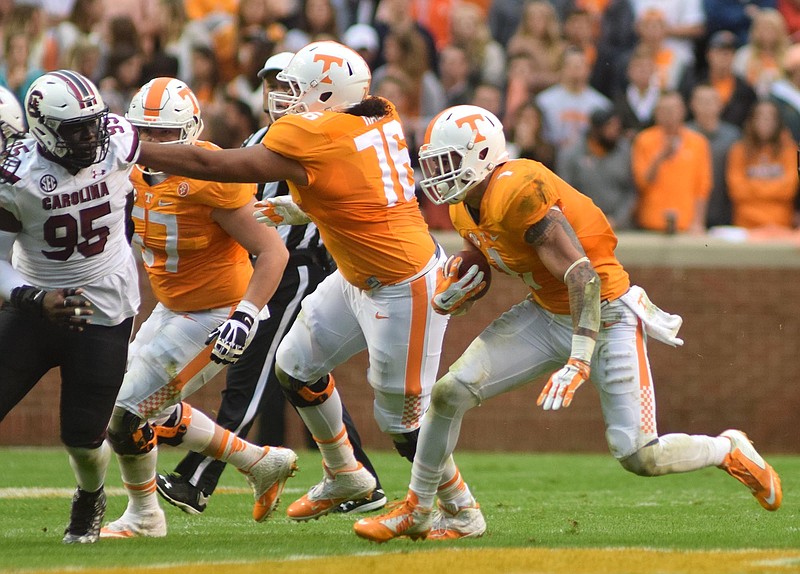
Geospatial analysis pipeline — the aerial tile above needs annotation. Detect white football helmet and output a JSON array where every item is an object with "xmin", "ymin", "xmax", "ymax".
[
  {"xmin": 268, "ymin": 41, "xmax": 371, "ymax": 120},
  {"xmin": 418, "ymin": 105, "xmax": 509, "ymax": 205},
  {"xmin": 0, "ymin": 86, "xmax": 25, "ymax": 152},
  {"xmin": 25, "ymin": 70, "xmax": 109, "ymax": 171},
  {"xmin": 126, "ymin": 77, "xmax": 203, "ymax": 145}
]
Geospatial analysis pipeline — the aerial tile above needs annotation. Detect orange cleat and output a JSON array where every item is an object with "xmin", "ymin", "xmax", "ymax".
[
  {"xmin": 243, "ymin": 446, "xmax": 298, "ymax": 522},
  {"xmin": 719, "ymin": 429, "xmax": 782, "ymax": 511},
  {"xmin": 287, "ymin": 463, "xmax": 375, "ymax": 521},
  {"xmin": 353, "ymin": 491, "xmax": 433, "ymax": 543}
]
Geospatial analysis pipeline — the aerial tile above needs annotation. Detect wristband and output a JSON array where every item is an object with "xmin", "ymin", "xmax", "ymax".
[
  {"xmin": 10, "ymin": 285, "xmax": 47, "ymax": 316},
  {"xmin": 569, "ymin": 334, "xmax": 596, "ymax": 364},
  {"xmin": 234, "ymin": 300, "xmax": 260, "ymax": 324}
]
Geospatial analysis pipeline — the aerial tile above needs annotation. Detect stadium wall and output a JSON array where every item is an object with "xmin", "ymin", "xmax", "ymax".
[{"xmin": 2, "ymin": 232, "xmax": 798, "ymax": 453}]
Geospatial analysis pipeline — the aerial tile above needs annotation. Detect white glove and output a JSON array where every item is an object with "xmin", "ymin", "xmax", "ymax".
[
  {"xmin": 253, "ymin": 196, "xmax": 311, "ymax": 227},
  {"xmin": 431, "ymin": 255, "xmax": 486, "ymax": 315},
  {"xmin": 537, "ymin": 358, "xmax": 591, "ymax": 411},
  {"xmin": 206, "ymin": 300, "xmax": 259, "ymax": 364}
]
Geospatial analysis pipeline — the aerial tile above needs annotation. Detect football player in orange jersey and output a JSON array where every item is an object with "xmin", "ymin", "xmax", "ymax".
[
  {"xmin": 154, "ymin": 52, "xmax": 387, "ymax": 517},
  {"xmin": 353, "ymin": 105, "xmax": 783, "ymax": 543},
  {"xmin": 133, "ymin": 41, "xmax": 482, "ymax": 530},
  {"xmin": 100, "ymin": 78, "xmax": 296, "ymax": 539}
]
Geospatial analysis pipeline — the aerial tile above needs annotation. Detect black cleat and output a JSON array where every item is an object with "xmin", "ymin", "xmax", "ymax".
[
  {"xmin": 63, "ymin": 487, "xmax": 106, "ymax": 544},
  {"xmin": 155, "ymin": 472, "xmax": 208, "ymax": 515},
  {"xmin": 334, "ymin": 488, "xmax": 388, "ymax": 514}
]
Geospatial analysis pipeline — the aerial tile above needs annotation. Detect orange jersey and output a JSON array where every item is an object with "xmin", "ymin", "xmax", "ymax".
[
  {"xmin": 131, "ymin": 141, "xmax": 257, "ymax": 312},
  {"xmin": 263, "ymin": 101, "xmax": 436, "ymax": 289},
  {"xmin": 449, "ymin": 159, "xmax": 630, "ymax": 314},
  {"xmin": 632, "ymin": 126, "xmax": 712, "ymax": 231},
  {"xmin": 726, "ymin": 140, "xmax": 799, "ymax": 229}
]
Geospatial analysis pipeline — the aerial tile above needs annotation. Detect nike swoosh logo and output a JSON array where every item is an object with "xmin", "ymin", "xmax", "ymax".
[
  {"xmin": 602, "ymin": 320, "xmax": 620, "ymax": 329},
  {"xmin": 375, "ymin": 312, "xmax": 389, "ymax": 320},
  {"xmin": 158, "ymin": 200, "xmax": 173, "ymax": 206},
  {"xmin": 764, "ymin": 474, "xmax": 777, "ymax": 506}
]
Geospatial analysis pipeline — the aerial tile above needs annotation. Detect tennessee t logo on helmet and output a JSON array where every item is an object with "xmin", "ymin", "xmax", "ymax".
[
  {"xmin": 313, "ymin": 54, "xmax": 345, "ymax": 84},
  {"xmin": 455, "ymin": 114, "xmax": 488, "ymax": 144}
]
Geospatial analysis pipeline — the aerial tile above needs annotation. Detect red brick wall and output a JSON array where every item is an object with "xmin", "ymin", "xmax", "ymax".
[{"xmin": 2, "ymin": 261, "xmax": 797, "ymax": 454}]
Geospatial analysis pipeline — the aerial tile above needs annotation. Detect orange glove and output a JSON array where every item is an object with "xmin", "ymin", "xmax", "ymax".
[
  {"xmin": 537, "ymin": 358, "xmax": 591, "ymax": 411},
  {"xmin": 253, "ymin": 196, "xmax": 310, "ymax": 226},
  {"xmin": 431, "ymin": 255, "xmax": 486, "ymax": 315}
]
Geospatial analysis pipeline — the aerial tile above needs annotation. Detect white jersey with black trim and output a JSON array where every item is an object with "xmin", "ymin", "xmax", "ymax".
[{"xmin": 0, "ymin": 113, "xmax": 141, "ymax": 326}]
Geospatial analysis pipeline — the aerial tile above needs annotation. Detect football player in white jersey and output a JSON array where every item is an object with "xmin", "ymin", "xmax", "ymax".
[
  {"xmin": 0, "ymin": 70, "xmax": 141, "ymax": 544},
  {"xmin": 0, "ymin": 85, "xmax": 26, "ymax": 152}
]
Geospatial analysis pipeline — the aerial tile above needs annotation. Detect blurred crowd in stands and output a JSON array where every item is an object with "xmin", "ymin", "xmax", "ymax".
[{"xmin": 3, "ymin": 0, "xmax": 800, "ymax": 239}]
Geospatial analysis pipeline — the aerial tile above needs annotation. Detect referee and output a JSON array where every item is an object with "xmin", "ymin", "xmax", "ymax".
[{"xmin": 155, "ymin": 52, "xmax": 385, "ymax": 515}]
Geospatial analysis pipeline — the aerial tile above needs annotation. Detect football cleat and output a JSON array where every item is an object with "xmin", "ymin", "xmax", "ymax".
[
  {"xmin": 287, "ymin": 463, "xmax": 375, "ymax": 521},
  {"xmin": 718, "ymin": 429, "xmax": 782, "ymax": 511},
  {"xmin": 62, "ymin": 487, "xmax": 106, "ymax": 544},
  {"xmin": 99, "ymin": 508, "xmax": 167, "ymax": 538},
  {"xmin": 353, "ymin": 491, "xmax": 432, "ymax": 542},
  {"xmin": 155, "ymin": 472, "xmax": 208, "ymax": 515},
  {"xmin": 334, "ymin": 488, "xmax": 388, "ymax": 514},
  {"xmin": 427, "ymin": 500, "xmax": 487, "ymax": 540},
  {"xmin": 243, "ymin": 446, "xmax": 298, "ymax": 522}
]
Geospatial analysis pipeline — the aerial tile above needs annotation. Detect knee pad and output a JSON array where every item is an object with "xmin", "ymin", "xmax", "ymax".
[
  {"xmin": 153, "ymin": 402, "xmax": 192, "ymax": 447},
  {"xmin": 278, "ymin": 369, "xmax": 335, "ymax": 408},
  {"xmin": 391, "ymin": 429, "xmax": 419, "ymax": 463},
  {"xmin": 430, "ymin": 375, "xmax": 477, "ymax": 419},
  {"xmin": 107, "ymin": 408, "xmax": 157, "ymax": 455},
  {"xmin": 619, "ymin": 439, "xmax": 659, "ymax": 476}
]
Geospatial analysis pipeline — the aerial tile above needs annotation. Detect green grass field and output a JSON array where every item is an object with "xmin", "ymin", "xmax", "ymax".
[{"xmin": 1, "ymin": 447, "xmax": 798, "ymax": 573}]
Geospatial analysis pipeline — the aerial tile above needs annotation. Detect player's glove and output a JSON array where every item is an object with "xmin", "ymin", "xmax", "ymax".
[
  {"xmin": 253, "ymin": 196, "xmax": 311, "ymax": 227},
  {"xmin": 431, "ymin": 255, "xmax": 486, "ymax": 315},
  {"xmin": 537, "ymin": 358, "xmax": 591, "ymax": 411},
  {"xmin": 206, "ymin": 300, "xmax": 260, "ymax": 364}
]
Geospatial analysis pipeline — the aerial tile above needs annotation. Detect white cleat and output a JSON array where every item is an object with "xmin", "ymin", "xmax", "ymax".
[
  {"xmin": 99, "ymin": 508, "xmax": 167, "ymax": 539},
  {"xmin": 428, "ymin": 501, "xmax": 487, "ymax": 540},
  {"xmin": 244, "ymin": 446, "xmax": 298, "ymax": 522}
]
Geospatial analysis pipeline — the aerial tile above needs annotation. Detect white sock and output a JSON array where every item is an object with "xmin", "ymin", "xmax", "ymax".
[
  {"xmin": 203, "ymin": 428, "xmax": 268, "ymax": 472},
  {"xmin": 66, "ymin": 442, "xmax": 110, "ymax": 493},
  {"xmin": 410, "ymin": 410, "xmax": 465, "ymax": 509},
  {"xmin": 296, "ymin": 388, "xmax": 358, "ymax": 473},
  {"xmin": 180, "ymin": 404, "xmax": 217, "ymax": 453},
  {"xmin": 314, "ymin": 425, "xmax": 358, "ymax": 473},
  {"xmin": 436, "ymin": 460, "xmax": 475, "ymax": 512},
  {"xmin": 649, "ymin": 433, "xmax": 731, "ymax": 473},
  {"xmin": 116, "ymin": 447, "xmax": 160, "ymax": 513}
]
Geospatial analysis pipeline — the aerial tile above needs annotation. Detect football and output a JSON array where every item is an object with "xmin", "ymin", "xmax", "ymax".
[{"xmin": 454, "ymin": 249, "xmax": 492, "ymax": 300}]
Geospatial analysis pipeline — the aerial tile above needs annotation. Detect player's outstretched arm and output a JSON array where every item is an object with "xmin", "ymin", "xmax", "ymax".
[
  {"xmin": 526, "ymin": 207, "xmax": 601, "ymax": 411},
  {"xmin": 137, "ymin": 141, "xmax": 308, "ymax": 185}
]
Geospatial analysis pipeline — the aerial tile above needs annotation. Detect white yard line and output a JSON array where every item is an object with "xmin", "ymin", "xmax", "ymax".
[{"xmin": 0, "ymin": 486, "xmax": 308, "ymax": 499}]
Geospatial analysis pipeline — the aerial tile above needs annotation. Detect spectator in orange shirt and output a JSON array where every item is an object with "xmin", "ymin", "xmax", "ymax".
[
  {"xmin": 632, "ymin": 90, "xmax": 712, "ymax": 234},
  {"xmin": 726, "ymin": 100, "xmax": 799, "ymax": 231}
]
